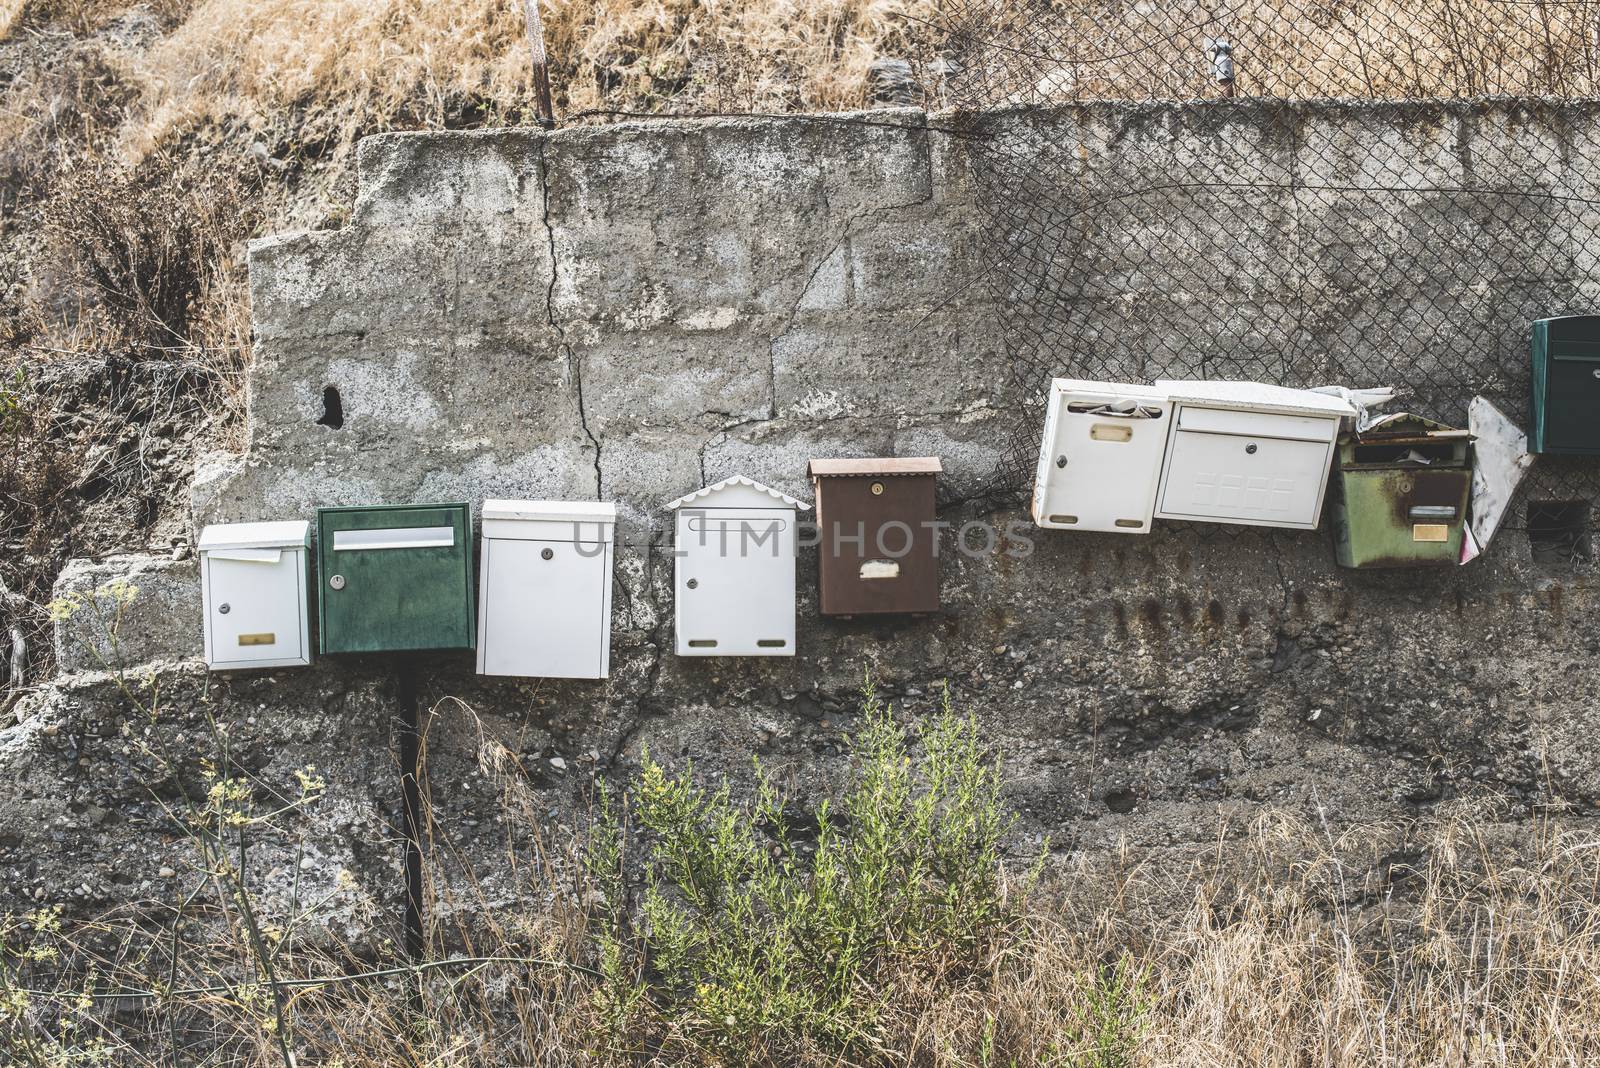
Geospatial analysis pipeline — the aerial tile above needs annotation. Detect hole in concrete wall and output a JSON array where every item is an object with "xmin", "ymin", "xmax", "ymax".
[
  {"xmin": 316, "ymin": 386, "xmax": 344, "ymax": 430},
  {"xmin": 1528, "ymin": 500, "xmax": 1593, "ymax": 565},
  {"xmin": 1104, "ymin": 788, "xmax": 1137, "ymax": 814}
]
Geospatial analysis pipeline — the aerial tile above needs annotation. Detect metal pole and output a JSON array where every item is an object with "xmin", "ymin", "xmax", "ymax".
[
  {"xmin": 524, "ymin": 0, "xmax": 556, "ymax": 128},
  {"xmin": 395, "ymin": 658, "xmax": 425, "ymax": 962}
]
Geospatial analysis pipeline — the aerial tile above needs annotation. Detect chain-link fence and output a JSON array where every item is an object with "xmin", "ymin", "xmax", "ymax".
[{"xmin": 935, "ymin": 0, "xmax": 1600, "ymax": 556}]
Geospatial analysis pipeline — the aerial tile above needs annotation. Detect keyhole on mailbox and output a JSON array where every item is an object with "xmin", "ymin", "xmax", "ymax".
[
  {"xmin": 1056, "ymin": 455, "xmax": 1067, "ymax": 469},
  {"xmin": 541, "ymin": 548, "xmax": 554, "ymax": 560},
  {"xmin": 1245, "ymin": 443, "xmax": 1258, "ymax": 454},
  {"xmin": 218, "ymin": 603, "xmax": 230, "ymax": 615},
  {"xmin": 687, "ymin": 578, "xmax": 699, "ymax": 589},
  {"xmin": 317, "ymin": 386, "xmax": 344, "ymax": 430},
  {"xmin": 871, "ymin": 481, "xmax": 885, "ymax": 495},
  {"xmin": 1592, "ymin": 368, "xmax": 1600, "ymax": 381}
]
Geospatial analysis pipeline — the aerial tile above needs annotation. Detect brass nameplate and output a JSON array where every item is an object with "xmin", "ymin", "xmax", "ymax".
[
  {"xmin": 1090, "ymin": 423, "xmax": 1133, "ymax": 442},
  {"xmin": 1412, "ymin": 524, "xmax": 1449, "ymax": 543},
  {"xmin": 238, "ymin": 633, "xmax": 277, "ymax": 646}
]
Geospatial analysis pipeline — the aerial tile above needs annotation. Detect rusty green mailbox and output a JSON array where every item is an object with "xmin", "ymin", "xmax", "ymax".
[
  {"xmin": 1330, "ymin": 415, "xmax": 1473, "ymax": 569},
  {"xmin": 1532, "ymin": 315, "xmax": 1600, "ymax": 455},
  {"xmin": 317, "ymin": 503, "xmax": 475, "ymax": 654}
]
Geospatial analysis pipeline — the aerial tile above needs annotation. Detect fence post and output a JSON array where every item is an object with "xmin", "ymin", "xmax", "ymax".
[{"xmin": 524, "ymin": 0, "xmax": 556, "ymax": 127}]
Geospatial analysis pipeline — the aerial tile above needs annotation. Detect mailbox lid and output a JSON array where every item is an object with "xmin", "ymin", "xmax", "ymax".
[
  {"xmin": 1158, "ymin": 430, "xmax": 1333, "ymax": 527},
  {"xmin": 1533, "ymin": 316, "xmax": 1600, "ymax": 454},
  {"xmin": 809, "ymin": 457, "xmax": 940, "ymax": 615},
  {"xmin": 482, "ymin": 499, "xmax": 616, "ymax": 542},
  {"xmin": 317, "ymin": 503, "xmax": 474, "ymax": 654},
  {"xmin": 198, "ymin": 520, "xmax": 310, "ymax": 553},
  {"xmin": 1156, "ymin": 379, "xmax": 1355, "ymax": 420}
]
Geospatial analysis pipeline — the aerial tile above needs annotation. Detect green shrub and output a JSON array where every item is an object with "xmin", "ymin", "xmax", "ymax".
[{"xmin": 588, "ymin": 680, "xmax": 1029, "ymax": 1062}]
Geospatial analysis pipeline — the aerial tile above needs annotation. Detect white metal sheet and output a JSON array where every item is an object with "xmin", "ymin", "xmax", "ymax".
[
  {"xmin": 477, "ymin": 537, "xmax": 612, "ymax": 679},
  {"xmin": 674, "ymin": 511, "xmax": 797, "ymax": 656},
  {"xmin": 1158, "ymin": 429, "xmax": 1331, "ymax": 527}
]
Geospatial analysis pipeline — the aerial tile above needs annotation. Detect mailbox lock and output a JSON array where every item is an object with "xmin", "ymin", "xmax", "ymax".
[
  {"xmin": 541, "ymin": 548, "xmax": 554, "ymax": 561},
  {"xmin": 1056, "ymin": 454, "xmax": 1068, "ymax": 469},
  {"xmin": 1245, "ymin": 443, "xmax": 1258, "ymax": 455},
  {"xmin": 870, "ymin": 481, "xmax": 885, "ymax": 495},
  {"xmin": 328, "ymin": 574, "xmax": 346, "ymax": 591},
  {"xmin": 218, "ymin": 603, "xmax": 230, "ymax": 615},
  {"xmin": 686, "ymin": 578, "xmax": 699, "ymax": 589},
  {"xmin": 1592, "ymin": 368, "xmax": 1600, "ymax": 380}
]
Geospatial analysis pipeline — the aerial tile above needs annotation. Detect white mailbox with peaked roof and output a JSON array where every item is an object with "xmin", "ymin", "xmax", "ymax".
[
  {"xmin": 1033, "ymin": 379, "xmax": 1172, "ymax": 534},
  {"xmin": 1154, "ymin": 380, "xmax": 1355, "ymax": 529},
  {"xmin": 477, "ymin": 499, "xmax": 617, "ymax": 680},
  {"xmin": 198, "ymin": 520, "xmax": 312, "ymax": 670},
  {"xmin": 667, "ymin": 476, "xmax": 809, "ymax": 657}
]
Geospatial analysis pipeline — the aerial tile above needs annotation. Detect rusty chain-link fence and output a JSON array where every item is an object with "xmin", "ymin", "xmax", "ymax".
[{"xmin": 933, "ymin": 0, "xmax": 1600, "ymax": 559}]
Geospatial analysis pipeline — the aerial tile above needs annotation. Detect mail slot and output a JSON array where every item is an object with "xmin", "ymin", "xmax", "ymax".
[
  {"xmin": 316, "ymin": 502, "xmax": 474, "ymax": 654},
  {"xmin": 476, "ymin": 499, "xmax": 615, "ymax": 679},
  {"xmin": 1154, "ymin": 380, "xmax": 1354, "ymax": 530},
  {"xmin": 198, "ymin": 520, "xmax": 311, "ymax": 670},
  {"xmin": 1531, "ymin": 315, "xmax": 1600, "ymax": 455},
  {"xmin": 667, "ymin": 476, "xmax": 808, "ymax": 656},
  {"xmin": 1330, "ymin": 413, "xmax": 1473, "ymax": 569},
  {"xmin": 809, "ymin": 457, "xmax": 941, "ymax": 616},
  {"xmin": 1032, "ymin": 379, "xmax": 1171, "ymax": 533}
]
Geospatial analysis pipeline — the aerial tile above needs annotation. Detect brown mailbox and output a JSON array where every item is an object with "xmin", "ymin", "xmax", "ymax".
[{"xmin": 809, "ymin": 457, "xmax": 942, "ymax": 617}]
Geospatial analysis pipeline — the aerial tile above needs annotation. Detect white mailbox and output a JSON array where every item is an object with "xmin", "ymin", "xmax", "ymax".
[
  {"xmin": 477, "ymin": 499, "xmax": 616, "ymax": 680},
  {"xmin": 198, "ymin": 520, "xmax": 312, "ymax": 670},
  {"xmin": 1154, "ymin": 380, "xmax": 1355, "ymax": 529},
  {"xmin": 1033, "ymin": 379, "xmax": 1171, "ymax": 533},
  {"xmin": 667, "ymin": 476, "xmax": 809, "ymax": 657}
]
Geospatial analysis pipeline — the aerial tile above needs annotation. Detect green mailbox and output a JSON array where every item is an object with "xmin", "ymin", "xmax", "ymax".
[
  {"xmin": 1330, "ymin": 414, "xmax": 1473, "ymax": 569},
  {"xmin": 316, "ymin": 503, "xmax": 475, "ymax": 654},
  {"xmin": 1532, "ymin": 315, "xmax": 1600, "ymax": 455}
]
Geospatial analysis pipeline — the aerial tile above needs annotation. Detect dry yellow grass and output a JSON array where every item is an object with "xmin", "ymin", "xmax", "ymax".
[
  {"xmin": 9, "ymin": 798, "xmax": 1600, "ymax": 1066},
  {"xmin": 114, "ymin": 0, "xmax": 936, "ymax": 160}
]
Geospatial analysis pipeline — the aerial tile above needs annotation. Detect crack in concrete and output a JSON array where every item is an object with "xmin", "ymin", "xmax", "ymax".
[
  {"xmin": 764, "ymin": 120, "xmax": 938, "ymax": 425},
  {"xmin": 535, "ymin": 136, "xmax": 604, "ymax": 498}
]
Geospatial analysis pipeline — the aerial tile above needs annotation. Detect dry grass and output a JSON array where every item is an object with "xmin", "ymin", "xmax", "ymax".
[
  {"xmin": 8, "ymin": 789, "xmax": 1600, "ymax": 1066},
  {"xmin": 115, "ymin": 0, "xmax": 937, "ymax": 160},
  {"xmin": 950, "ymin": 0, "xmax": 1600, "ymax": 105}
]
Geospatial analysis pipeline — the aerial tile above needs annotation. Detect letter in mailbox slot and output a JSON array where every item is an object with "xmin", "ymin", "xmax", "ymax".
[{"xmin": 317, "ymin": 503, "xmax": 475, "ymax": 654}]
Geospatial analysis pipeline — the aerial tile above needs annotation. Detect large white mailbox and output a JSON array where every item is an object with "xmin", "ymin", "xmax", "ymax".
[
  {"xmin": 668, "ymin": 476, "xmax": 809, "ymax": 657},
  {"xmin": 198, "ymin": 520, "xmax": 312, "ymax": 670},
  {"xmin": 1154, "ymin": 380, "xmax": 1355, "ymax": 529},
  {"xmin": 1033, "ymin": 379, "xmax": 1172, "ymax": 533},
  {"xmin": 477, "ymin": 500, "xmax": 616, "ymax": 680}
]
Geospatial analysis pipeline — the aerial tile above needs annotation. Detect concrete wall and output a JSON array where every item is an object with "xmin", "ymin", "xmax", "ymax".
[{"xmin": 6, "ymin": 102, "xmax": 1599, "ymax": 919}]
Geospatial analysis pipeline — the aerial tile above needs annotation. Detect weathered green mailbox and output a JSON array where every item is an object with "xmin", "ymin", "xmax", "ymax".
[
  {"xmin": 1532, "ymin": 315, "xmax": 1600, "ymax": 455},
  {"xmin": 316, "ymin": 503, "xmax": 475, "ymax": 654},
  {"xmin": 1330, "ymin": 414, "xmax": 1473, "ymax": 569}
]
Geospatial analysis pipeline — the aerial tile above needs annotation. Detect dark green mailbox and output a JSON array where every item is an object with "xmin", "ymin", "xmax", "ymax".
[
  {"xmin": 1330, "ymin": 414, "xmax": 1473, "ymax": 569},
  {"xmin": 1532, "ymin": 315, "xmax": 1600, "ymax": 455},
  {"xmin": 317, "ymin": 503, "xmax": 475, "ymax": 654}
]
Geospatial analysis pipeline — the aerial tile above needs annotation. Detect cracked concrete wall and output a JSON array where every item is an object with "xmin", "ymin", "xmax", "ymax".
[{"xmin": 6, "ymin": 103, "xmax": 1600, "ymax": 922}]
